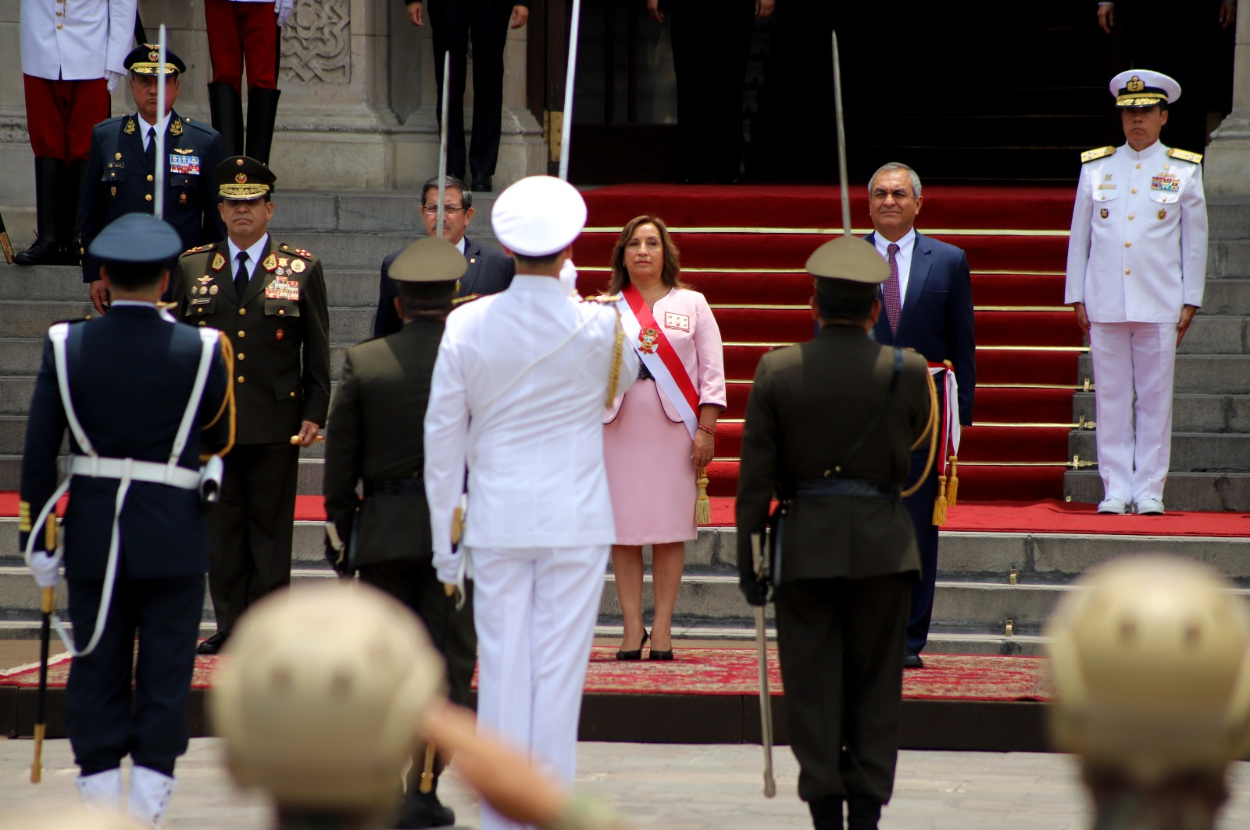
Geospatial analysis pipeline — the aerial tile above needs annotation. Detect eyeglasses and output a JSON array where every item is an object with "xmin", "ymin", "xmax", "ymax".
[
  {"xmin": 421, "ymin": 205, "xmax": 466, "ymax": 215},
  {"xmin": 870, "ymin": 189, "xmax": 915, "ymax": 201}
]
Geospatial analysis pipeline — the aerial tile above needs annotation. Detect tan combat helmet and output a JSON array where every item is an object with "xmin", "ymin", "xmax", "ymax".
[
  {"xmin": 210, "ymin": 582, "xmax": 446, "ymax": 813},
  {"xmin": 0, "ymin": 808, "xmax": 145, "ymax": 830},
  {"xmin": 1045, "ymin": 556, "xmax": 1250, "ymax": 784}
]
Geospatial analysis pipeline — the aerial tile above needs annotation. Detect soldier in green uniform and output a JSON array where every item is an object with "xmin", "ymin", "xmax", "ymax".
[
  {"xmin": 171, "ymin": 155, "xmax": 331, "ymax": 655},
  {"xmin": 736, "ymin": 235, "xmax": 934, "ymax": 830},
  {"xmin": 323, "ymin": 236, "xmax": 477, "ymax": 829}
]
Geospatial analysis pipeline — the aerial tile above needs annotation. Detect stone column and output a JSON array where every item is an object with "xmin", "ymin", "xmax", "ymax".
[{"xmin": 1205, "ymin": 8, "xmax": 1250, "ymax": 195}]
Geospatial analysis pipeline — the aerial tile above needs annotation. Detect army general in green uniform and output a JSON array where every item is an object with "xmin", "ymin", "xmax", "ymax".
[
  {"xmin": 736, "ymin": 236, "xmax": 933, "ymax": 830},
  {"xmin": 323, "ymin": 237, "xmax": 478, "ymax": 829},
  {"xmin": 171, "ymin": 156, "xmax": 331, "ymax": 655}
]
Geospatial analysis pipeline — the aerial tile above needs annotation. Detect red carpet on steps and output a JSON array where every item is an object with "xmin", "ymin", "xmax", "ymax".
[{"xmin": 0, "ymin": 649, "xmax": 1054, "ymax": 703}]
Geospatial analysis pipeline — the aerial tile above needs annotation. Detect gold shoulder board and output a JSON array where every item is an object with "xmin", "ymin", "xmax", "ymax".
[
  {"xmin": 452, "ymin": 293, "xmax": 482, "ymax": 306},
  {"xmin": 1166, "ymin": 147, "xmax": 1203, "ymax": 164},
  {"xmin": 1080, "ymin": 146, "xmax": 1116, "ymax": 164},
  {"xmin": 585, "ymin": 294, "xmax": 621, "ymax": 305},
  {"xmin": 182, "ymin": 243, "xmax": 214, "ymax": 256}
]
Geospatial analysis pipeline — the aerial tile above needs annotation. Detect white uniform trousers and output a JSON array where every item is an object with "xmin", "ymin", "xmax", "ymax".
[
  {"xmin": 1089, "ymin": 321, "xmax": 1177, "ymax": 505},
  {"xmin": 470, "ymin": 544, "xmax": 608, "ymax": 830}
]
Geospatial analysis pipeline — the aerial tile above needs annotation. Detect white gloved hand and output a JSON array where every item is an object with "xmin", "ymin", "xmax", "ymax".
[
  {"xmin": 276, "ymin": 0, "xmax": 295, "ymax": 27},
  {"xmin": 433, "ymin": 549, "xmax": 461, "ymax": 587},
  {"xmin": 559, "ymin": 258, "xmax": 579, "ymax": 297},
  {"xmin": 29, "ymin": 551, "xmax": 61, "ymax": 589},
  {"xmin": 105, "ymin": 71, "xmax": 124, "ymax": 93}
]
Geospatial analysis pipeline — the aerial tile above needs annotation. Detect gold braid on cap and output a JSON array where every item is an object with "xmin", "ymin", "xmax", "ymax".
[{"xmin": 606, "ymin": 310, "xmax": 625, "ymax": 406}]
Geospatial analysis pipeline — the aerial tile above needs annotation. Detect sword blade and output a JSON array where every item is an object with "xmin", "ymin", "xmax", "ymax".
[
  {"xmin": 755, "ymin": 604, "xmax": 776, "ymax": 798},
  {"xmin": 558, "ymin": 0, "xmax": 583, "ymax": 181},
  {"xmin": 154, "ymin": 26, "xmax": 168, "ymax": 220},
  {"xmin": 831, "ymin": 31, "xmax": 850, "ymax": 237},
  {"xmin": 437, "ymin": 51, "xmax": 450, "ymax": 230}
]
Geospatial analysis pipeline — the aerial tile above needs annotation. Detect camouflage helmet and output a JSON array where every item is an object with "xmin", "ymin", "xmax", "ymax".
[
  {"xmin": 209, "ymin": 582, "xmax": 446, "ymax": 812},
  {"xmin": 1045, "ymin": 555, "xmax": 1250, "ymax": 783},
  {"xmin": 0, "ymin": 808, "xmax": 145, "ymax": 830}
]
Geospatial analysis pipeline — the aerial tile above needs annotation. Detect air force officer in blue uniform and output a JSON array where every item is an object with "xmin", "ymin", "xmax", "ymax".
[
  {"xmin": 865, "ymin": 162, "xmax": 976, "ymax": 669},
  {"xmin": 20, "ymin": 214, "xmax": 234, "ymax": 824}
]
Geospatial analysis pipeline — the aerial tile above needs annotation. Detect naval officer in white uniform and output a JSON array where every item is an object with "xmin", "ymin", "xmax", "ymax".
[
  {"xmin": 1065, "ymin": 69, "xmax": 1208, "ymax": 516},
  {"xmin": 423, "ymin": 175, "xmax": 638, "ymax": 830}
]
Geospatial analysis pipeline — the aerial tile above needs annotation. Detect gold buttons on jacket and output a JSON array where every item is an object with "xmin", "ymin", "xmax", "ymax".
[
  {"xmin": 1131, "ymin": 188, "xmax": 1138, "ymax": 194},
  {"xmin": 239, "ymin": 308, "xmax": 246, "ymax": 315},
  {"xmin": 278, "ymin": 309, "xmax": 285, "ymax": 316},
  {"xmin": 1125, "ymin": 269, "xmax": 1131, "ymax": 275},
  {"xmin": 289, "ymin": 392, "xmax": 296, "ymax": 398},
  {"xmin": 1135, "ymin": 163, "xmax": 1142, "ymax": 169},
  {"xmin": 237, "ymin": 330, "xmax": 245, "ymax": 337},
  {"xmin": 237, "ymin": 376, "xmax": 245, "ymax": 384},
  {"xmin": 1125, "ymin": 241, "xmax": 1132, "ymax": 248},
  {"xmin": 198, "ymin": 321, "xmax": 207, "ymax": 326},
  {"xmin": 147, "ymin": 174, "xmax": 154, "ymax": 182},
  {"xmin": 1128, "ymin": 214, "xmax": 1135, "ymax": 220},
  {"xmin": 237, "ymin": 353, "xmax": 245, "ymax": 361},
  {"xmin": 144, "ymin": 194, "xmax": 152, "ymax": 202}
]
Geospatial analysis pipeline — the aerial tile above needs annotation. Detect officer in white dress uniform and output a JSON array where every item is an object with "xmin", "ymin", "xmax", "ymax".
[
  {"xmin": 1065, "ymin": 69, "xmax": 1207, "ymax": 516},
  {"xmin": 423, "ymin": 175, "xmax": 638, "ymax": 830}
]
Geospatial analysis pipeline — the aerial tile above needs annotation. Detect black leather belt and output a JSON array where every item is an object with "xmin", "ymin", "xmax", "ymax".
[
  {"xmin": 794, "ymin": 478, "xmax": 900, "ymax": 500},
  {"xmin": 363, "ymin": 475, "xmax": 422, "ymax": 497}
]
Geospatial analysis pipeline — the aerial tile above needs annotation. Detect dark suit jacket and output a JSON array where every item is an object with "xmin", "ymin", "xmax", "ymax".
[
  {"xmin": 867, "ymin": 230, "xmax": 976, "ymax": 425},
  {"xmin": 172, "ymin": 235, "xmax": 331, "ymax": 444},
  {"xmin": 373, "ymin": 235, "xmax": 515, "ymax": 337},
  {"xmin": 79, "ymin": 110, "xmax": 226, "ymax": 283},
  {"xmin": 19, "ymin": 306, "xmax": 231, "ymax": 579},
  {"xmin": 735, "ymin": 326, "xmax": 931, "ymax": 582},
  {"xmin": 324, "ymin": 319, "xmax": 444, "ymax": 566}
]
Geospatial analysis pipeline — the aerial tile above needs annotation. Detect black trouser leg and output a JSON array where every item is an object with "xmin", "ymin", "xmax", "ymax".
[
  {"xmin": 430, "ymin": 0, "xmax": 470, "ymax": 180},
  {"xmin": 129, "ymin": 575, "xmax": 205, "ymax": 776},
  {"xmin": 466, "ymin": 0, "xmax": 512, "ymax": 179},
  {"xmin": 66, "ymin": 577, "xmax": 137, "ymax": 775},
  {"xmin": 904, "ymin": 448, "xmax": 939, "ymax": 654},
  {"xmin": 60, "ymin": 159, "xmax": 88, "ymax": 266}
]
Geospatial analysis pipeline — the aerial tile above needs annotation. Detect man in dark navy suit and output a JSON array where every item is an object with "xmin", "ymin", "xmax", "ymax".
[
  {"xmin": 865, "ymin": 162, "xmax": 976, "ymax": 669},
  {"xmin": 374, "ymin": 175, "xmax": 515, "ymax": 337},
  {"xmin": 79, "ymin": 45, "xmax": 226, "ymax": 315},
  {"xmin": 19, "ymin": 213, "xmax": 233, "ymax": 823}
]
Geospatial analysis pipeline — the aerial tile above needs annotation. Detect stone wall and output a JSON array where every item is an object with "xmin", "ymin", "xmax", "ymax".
[{"xmin": 0, "ymin": 0, "xmax": 543, "ymax": 207}]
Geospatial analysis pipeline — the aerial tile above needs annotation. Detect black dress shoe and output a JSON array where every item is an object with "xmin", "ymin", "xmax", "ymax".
[
  {"xmin": 616, "ymin": 629, "xmax": 649, "ymax": 661},
  {"xmin": 196, "ymin": 631, "xmax": 229, "ymax": 655},
  {"xmin": 903, "ymin": 649, "xmax": 924, "ymax": 669},
  {"xmin": 847, "ymin": 796, "xmax": 881, "ymax": 830},
  {"xmin": 394, "ymin": 789, "xmax": 455, "ymax": 828},
  {"xmin": 470, "ymin": 174, "xmax": 492, "ymax": 192}
]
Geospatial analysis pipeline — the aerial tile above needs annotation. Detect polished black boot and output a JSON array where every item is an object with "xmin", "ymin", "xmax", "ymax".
[
  {"xmin": 809, "ymin": 796, "xmax": 844, "ymax": 830},
  {"xmin": 15, "ymin": 158, "xmax": 65, "ymax": 266},
  {"xmin": 846, "ymin": 796, "xmax": 882, "ymax": 830},
  {"xmin": 245, "ymin": 87, "xmax": 282, "ymax": 166},
  {"xmin": 208, "ymin": 82, "xmax": 244, "ymax": 158},
  {"xmin": 393, "ymin": 788, "xmax": 454, "ymax": 829},
  {"xmin": 59, "ymin": 159, "xmax": 88, "ymax": 266}
]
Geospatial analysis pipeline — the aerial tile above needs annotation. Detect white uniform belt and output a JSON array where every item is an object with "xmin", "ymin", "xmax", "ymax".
[{"xmin": 69, "ymin": 456, "xmax": 201, "ymax": 490}]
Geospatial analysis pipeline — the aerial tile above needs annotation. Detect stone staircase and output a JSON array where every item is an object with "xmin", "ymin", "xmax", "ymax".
[
  {"xmin": 0, "ymin": 192, "xmax": 1248, "ymax": 655},
  {"xmin": 1065, "ymin": 199, "xmax": 1250, "ymax": 509}
]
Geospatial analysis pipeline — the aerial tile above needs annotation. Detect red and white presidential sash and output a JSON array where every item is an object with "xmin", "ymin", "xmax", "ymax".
[
  {"xmin": 616, "ymin": 285, "xmax": 701, "ymax": 439},
  {"xmin": 928, "ymin": 363, "xmax": 961, "ymax": 476}
]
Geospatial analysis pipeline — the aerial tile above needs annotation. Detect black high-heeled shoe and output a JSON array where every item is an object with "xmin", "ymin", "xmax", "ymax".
[
  {"xmin": 616, "ymin": 629, "xmax": 649, "ymax": 661},
  {"xmin": 648, "ymin": 636, "xmax": 674, "ymax": 661}
]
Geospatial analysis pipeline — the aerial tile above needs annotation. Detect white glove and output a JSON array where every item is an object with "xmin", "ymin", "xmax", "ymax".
[
  {"xmin": 105, "ymin": 71, "xmax": 124, "ymax": 93},
  {"xmin": 276, "ymin": 0, "xmax": 295, "ymax": 27},
  {"xmin": 433, "ymin": 549, "xmax": 461, "ymax": 587},
  {"xmin": 29, "ymin": 551, "xmax": 61, "ymax": 589},
  {"xmin": 559, "ymin": 258, "xmax": 579, "ymax": 296}
]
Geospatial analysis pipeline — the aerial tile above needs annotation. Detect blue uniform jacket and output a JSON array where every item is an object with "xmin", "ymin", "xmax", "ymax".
[
  {"xmin": 78, "ymin": 111, "xmax": 226, "ymax": 284},
  {"xmin": 19, "ymin": 306, "xmax": 231, "ymax": 580},
  {"xmin": 867, "ymin": 230, "xmax": 977, "ymax": 424}
]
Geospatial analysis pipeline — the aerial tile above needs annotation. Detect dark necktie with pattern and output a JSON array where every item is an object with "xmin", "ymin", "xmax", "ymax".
[
  {"xmin": 883, "ymin": 242, "xmax": 902, "ymax": 334},
  {"xmin": 234, "ymin": 252, "xmax": 250, "ymax": 299},
  {"xmin": 144, "ymin": 127, "xmax": 157, "ymax": 170}
]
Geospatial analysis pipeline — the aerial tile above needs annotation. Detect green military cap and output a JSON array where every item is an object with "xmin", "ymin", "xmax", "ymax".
[
  {"xmin": 806, "ymin": 235, "xmax": 889, "ymax": 300},
  {"xmin": 215, "ymin": 155, "xmax": 276, "ymax": 200},
  {"xmin": 389, "ymin": 237, "xmax": 467, "ymax": 299}
]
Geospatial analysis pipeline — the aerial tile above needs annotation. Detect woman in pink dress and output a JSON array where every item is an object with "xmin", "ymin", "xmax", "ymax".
[{"xmin": 603, "ymin": 215, "xmax": 726, "ymax": 660}]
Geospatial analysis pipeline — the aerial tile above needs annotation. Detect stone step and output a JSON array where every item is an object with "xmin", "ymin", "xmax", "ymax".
[
  {"xmin": 1069, "ymin": 431, "xmax": 1250, "ymax": 472},
  {"xmin": 1065, "ymin": 469, "xmax": 1250, "ymax": 510},
  {"xmin": 1200, "ymin": 278, "xmax": 1250, "ymax": 315},
  {"xmin": 1211, "ymin": 240, "xmax": 1250, "ymax": 280},
  {"xmin": 1072, "ymin": 392, "xmax": 1250, "ymax": 434},
  {"xmin": 1177, "ymin": 315, "xmax": 1250, "ymax": 355},
  {"xmin": 1208, "ymin": 199, "xmax": 1250, "ymax": 241},
  {"xmin": 1080, "ymin": 353, "xmax": 1250, "ymax": 394}
]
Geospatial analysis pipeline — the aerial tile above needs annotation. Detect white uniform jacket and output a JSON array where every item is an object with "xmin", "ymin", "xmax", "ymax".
[
  {"xmin": 424, "ymin": 275, "xmax": 640, "ymax": 556},
  {"xmin": 1064, "ymin": 140, "xmax": 1207, "ymax": 324},
  {"xmin": 20, "ymin": 0, "xmax": 137, "ymax": 80}
]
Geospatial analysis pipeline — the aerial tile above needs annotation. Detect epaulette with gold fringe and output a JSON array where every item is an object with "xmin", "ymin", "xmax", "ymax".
[
  {"xmin": 182, "ymin": 243, "xmax": 214, "ymax": 256},
  {"xmin": 1080, "ymin": 146, "xmax": 1116, "ymax": 164},
  {"xmin": 583, "ymin": 294, "xmax": 622, "ymax": 304},
  {"xmin": 1166, "ymin": 147, "xmax": 1203, "ymax": 164}
]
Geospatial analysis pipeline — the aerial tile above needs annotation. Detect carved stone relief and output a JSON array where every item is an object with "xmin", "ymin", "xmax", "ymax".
[{"xmin": 280, "ymin": 0, "xmax": 351, "ymax": 84}]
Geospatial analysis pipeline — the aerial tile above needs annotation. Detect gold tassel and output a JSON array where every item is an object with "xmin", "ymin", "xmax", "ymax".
[
  {"xmin": 931, "ymin": 475, "xmax": 948, "ymax": 526},
  {"xmin": 695, "ymin": 467, "xmax": 710, "ymax": 525},
  {"xmin": 946, "ymin": 455, "xmax": 958, "ymax": 508}
]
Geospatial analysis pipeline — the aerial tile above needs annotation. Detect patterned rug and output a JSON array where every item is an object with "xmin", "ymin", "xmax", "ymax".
[{"xmin": 0, "ymin": 647, "xmax": 1053, "ymax": 703}]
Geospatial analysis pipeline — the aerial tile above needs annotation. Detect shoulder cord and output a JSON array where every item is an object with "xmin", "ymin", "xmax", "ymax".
[{"xmin": 900, "ymin": 368, "xmax": 940, "ymax": 499}]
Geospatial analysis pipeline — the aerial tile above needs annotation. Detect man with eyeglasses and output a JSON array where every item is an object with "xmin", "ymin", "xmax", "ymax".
[
  {"xmin": 373, "ymin": 175, "xmax": 516, "ymax": 337},
  {"xmin": 864, "ymin": 162, "xmax": 976, "ymax": 671}
]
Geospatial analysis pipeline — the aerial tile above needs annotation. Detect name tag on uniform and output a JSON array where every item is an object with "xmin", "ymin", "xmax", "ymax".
[
  {"xmin": 664, "ymin": 312, "xmax": 691, "ymax": 332},
  {"xmin": 190, "ymin": 297, "xmax": 212, "ymax": 306},
  {"xmin": 169, "ymin": 154, "xmax": 201, "ymax": 175},
  {"xmin": 1096, "ymin": 183, "xmax": 1116, "ymax": 190},
  {"xmin": 1151, "ymin": 174, "xmax": 1180, "ymax": 192}
]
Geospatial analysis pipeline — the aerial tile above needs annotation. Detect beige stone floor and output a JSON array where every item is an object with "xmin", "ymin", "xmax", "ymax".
[{"xmin": 4, "ymin": 736, "xmax": 1250, "ymax": 829}]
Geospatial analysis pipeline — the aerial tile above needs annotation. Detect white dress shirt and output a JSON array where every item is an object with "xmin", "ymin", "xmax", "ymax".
[
  {"xmin": 20, "ymin": 0, "xmax": 137, "ymax": 81},
  {"xmin": 1065, "ymin": 140, "xmax": 1207, "ymax": 323},
  {"xmin": 424, "ymin": 275, "xmax": 640, "ymax": 556},
  {"xmin": 873, "ymin": 227, "xmax": 916, "ymax": 309},
  {"xmin": 140, "ymin": 112, "xmax": 173, "ymax": 150},
  {"xmin": 227, "ymin": 234, "xmax": 271, "ymax": 285}
]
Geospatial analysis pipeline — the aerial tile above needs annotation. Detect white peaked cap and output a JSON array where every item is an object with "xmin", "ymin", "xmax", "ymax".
[{"xmin": 492, "ymin": 176, "xmax": 588, "ymax": 257}]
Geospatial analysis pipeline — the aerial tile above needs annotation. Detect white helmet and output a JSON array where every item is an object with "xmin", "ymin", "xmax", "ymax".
[
  {"xmin": 210, "ymin": 582, "xmax": 446, "ymax": 812},
  {"xmin": 1046, "ymin": 555, "xmax": 1250, "ymax": 783}
]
